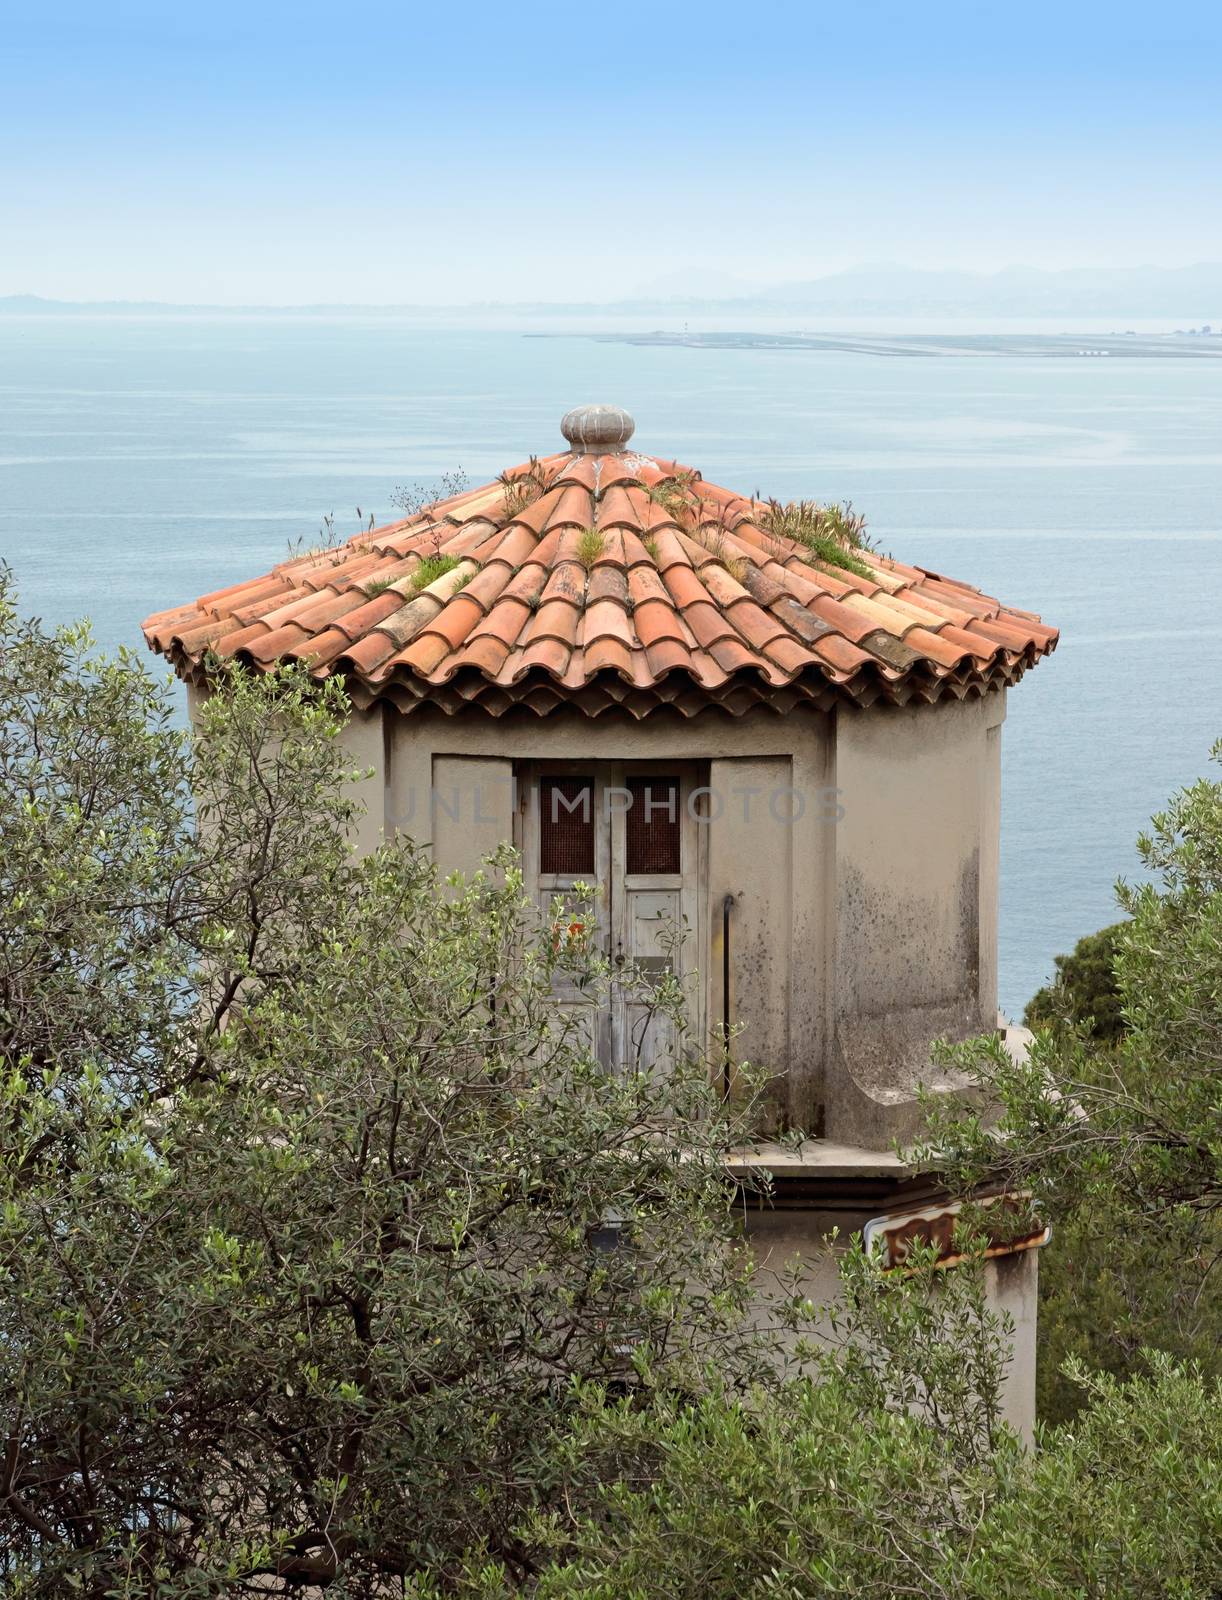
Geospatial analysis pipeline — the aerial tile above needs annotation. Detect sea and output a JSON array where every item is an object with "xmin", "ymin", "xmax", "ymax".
[{"xmin": 2, "ymin": 312, "xmax": 1220, "ymax": 1020}]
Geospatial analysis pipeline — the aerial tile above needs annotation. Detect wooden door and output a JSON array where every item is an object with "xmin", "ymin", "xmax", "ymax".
[
  {"xmin": 519, "ymin": 766, "xmax": 612, "ymax": 1065},
  {"xmin": 519, "ymin": 761, "xmax": 705, "ymax": 1077},
  {"xmin": 608, "ymin": 766, "xmax": 702, "ymax": 1077}
]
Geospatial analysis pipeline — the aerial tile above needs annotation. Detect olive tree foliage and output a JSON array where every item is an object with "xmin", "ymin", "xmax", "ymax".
[
  {"xmin": 0, "ymin": 579, "xmax": 777, "ymax": 1598},
  {"xmin": 922, "ymin": 745, "xmax": 1222, "ymax": 1417},
  {"xmin": 431, "ymin": 1245, "xmax": 1222, "ymax": 1600},
  {"xmin": 478, "ymin": 1355, "xmax": 1222, "ymax": 1600}
]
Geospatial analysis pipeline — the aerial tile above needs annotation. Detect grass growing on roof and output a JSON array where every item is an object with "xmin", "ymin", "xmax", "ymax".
[
  {"xmin": 390, "ymin": 468, "xmax": 469, "ymax": 519},
  {"xmin": 411, "ymin": 554, "xmax": 462, "ymax": 591},
  {"xmin": 644, "ymin": 471, "xmax": 698, "ymax": 523},
  {"xmin": 286, "ymin": 508, "xmax": 358, "ymax": 565},
  {"xmin": 499, "ymin": 456, "xmax": 548, "ymax": 520},
  {"xmin": 576, "ymin": 528, "xmax": 605, "ymax": 571},
  {"xmin": 696, "ymin": 526, "xmax": 747, "ymax": 584},
  {"xmin": 761, "ymin": 499, "xmax": 874, "ymax": 579}
]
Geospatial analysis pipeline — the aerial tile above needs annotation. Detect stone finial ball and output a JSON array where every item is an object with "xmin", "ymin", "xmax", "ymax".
[{"xmin": 560, "ymin": 403, "xmax": 636, "ymax": 452}]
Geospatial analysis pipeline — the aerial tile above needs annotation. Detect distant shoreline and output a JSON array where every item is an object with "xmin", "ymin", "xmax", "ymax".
[
  {"xmin": 3, "ymin": 305, "xmax": 1222, "ymax": 353},
  {"xmin": 2, "ymin": 299, "xmax": 1222, "ymax": 355},
  {"xmin": 563, "ymin": 330, "xmax": 1222, "ymax": 360}
]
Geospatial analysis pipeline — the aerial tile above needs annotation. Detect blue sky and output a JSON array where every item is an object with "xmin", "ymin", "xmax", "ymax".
[{"xmin": 4, "ymin": 0, "xmax": 1221, "ymax": 303}]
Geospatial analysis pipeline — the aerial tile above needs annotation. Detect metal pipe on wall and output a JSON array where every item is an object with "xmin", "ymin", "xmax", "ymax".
[{"xmin": 721, "ymin": 892, "xmax": 735, "ymax": 1099}]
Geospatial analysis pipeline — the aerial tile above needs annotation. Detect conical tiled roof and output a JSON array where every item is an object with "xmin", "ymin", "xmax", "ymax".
[{"xmin": 143, "ymin": 414, "xmax": 1057, "ymax": 719}]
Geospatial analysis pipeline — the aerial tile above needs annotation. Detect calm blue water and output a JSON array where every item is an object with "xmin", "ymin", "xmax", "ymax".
[{"xmin": 2, "ymin": 316, "xmax": 1220, "ymax": 1017}]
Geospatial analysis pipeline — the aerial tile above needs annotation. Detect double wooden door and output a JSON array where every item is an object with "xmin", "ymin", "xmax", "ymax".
[{"xmin": 518, "ymin": 761, "xmax": 706, "ymax": 1076}]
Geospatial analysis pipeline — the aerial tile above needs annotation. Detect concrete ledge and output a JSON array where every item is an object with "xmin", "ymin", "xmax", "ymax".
[
  {"xmin": 725, "ymin": 1138, "xmax": 948, "ymax": 1211},
  {"xmin": 726, "ymin": 1139, "xmax": 910, "ymax": 1181}
]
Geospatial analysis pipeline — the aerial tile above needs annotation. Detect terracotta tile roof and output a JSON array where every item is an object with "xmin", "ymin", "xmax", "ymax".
[{"xmin": 143, "ymin": 410, "xmax": 1057, "ymax": 719}]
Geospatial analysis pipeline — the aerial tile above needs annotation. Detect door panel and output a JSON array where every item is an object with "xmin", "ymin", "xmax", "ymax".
[
  {"xmin": 609, "ymin": 768, "xmax": 701, "ymax": 1077},
  {"xmin": 519, "ymin": 761, "xmax": 706, "ymax": 1079},
  {"xmin": 627, "ymin": 890, "xmax": 681, "ymax": 961},
  {"xmin": 520, "ymin": 767, "xmax": 611, "ymax": 1067},
  {"xmin": 614, "ymin": 884, "xmax": 683, "ymax": 1077}
]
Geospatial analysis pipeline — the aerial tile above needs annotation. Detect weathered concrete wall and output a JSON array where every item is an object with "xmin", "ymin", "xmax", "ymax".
[
  {"xmin": 190, "ymin": 685, "xmax": 1007, "ymax": 1148},
  {"xmin": 184, "ymin": 684, "xmax": 387, "ymax": 859},
  {"xmin": 430, "ymin": 754, "xmax": 515, "ymax": 881},
  {"xmin": 829, "ymin": 692, "xmax": 1006, "ymax": 1147},
  {"xmin": 708, "ymin": 756, "xmax": 793, "ymax": 1122},
  {"xmin": 378, "ymin": 693, "xmax": 1006, "ymax": 1141},
  {"xmin": 985, "ymin": 1248, "xmax": 1039, "ymax": 1441},
  {"xmin": 743, "ymin": 1205, "xmax": 1039, "ymax": 1443}
]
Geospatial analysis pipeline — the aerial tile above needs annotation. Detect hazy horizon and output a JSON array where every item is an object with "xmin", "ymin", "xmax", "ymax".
[
  {"xmin": 6, "ymin": 260, "xmax": 1222, "ymax": 322},
  {"xmin": 5, "ymin": 1, "xmax": 1221, "ymax": 306}
]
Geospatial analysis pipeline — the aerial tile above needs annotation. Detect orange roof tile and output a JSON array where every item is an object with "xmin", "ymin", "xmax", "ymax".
[{"xmin": 142, "ymin": 405, "xmax": 1057, "ymax": 719}]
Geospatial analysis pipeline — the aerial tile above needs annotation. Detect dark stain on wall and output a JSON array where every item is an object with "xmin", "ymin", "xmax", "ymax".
[{"xmin": 838, "ymin": 848, "xmax": 980, "ymax": 1016}]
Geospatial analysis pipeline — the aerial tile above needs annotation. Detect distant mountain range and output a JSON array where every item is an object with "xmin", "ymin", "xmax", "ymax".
[{"xmin": 4, "ymin": 263, "xmax": 1222, "ymax": 319}]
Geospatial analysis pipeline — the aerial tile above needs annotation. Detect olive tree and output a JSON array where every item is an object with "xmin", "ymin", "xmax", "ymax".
[
  {"xmin": 923, "ymin": 745, "xmax": 1222, "ymax": 1417},
  {"xmin": 489, "ymin": 1352, "xmax": 1221, "ymax": 1600},
  {"xmin": 0, "ymin": 578, "xmax": 775, "ymax": 1597},
  {"xmin": 428, "ymin": 1244, "xmax": 1221, "ymax": 1600}
]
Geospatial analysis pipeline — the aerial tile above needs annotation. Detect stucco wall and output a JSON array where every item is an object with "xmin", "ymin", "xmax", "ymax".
[
  {"xmin": 708, "ymin": 755, "xmax": 794, "ymax": 1112},
  {"xmin": 188, "ymin": 688, "xmax": 1010, "ymax": 1152},
  {"xmin": 338, "ymin": 707, "xmax": 386, "ymax": 859},
  {"xmin": 829, "ymin": 692, "xmax": 1006, "ymax": 1147},
  {"xmin": 185, "ymin": 682, "xmax": 388, "ymax": 859},
  {"xmin": 186, "ymin": 686, "xmax": 1006, "ymax": 1147},
  {"xmin": 375, "ymin": 692, "xmax": 1004, "ymax": 1145},
  {"xmin": 430, "ymin": 754, "xmax": 515, "ymax": 880}
]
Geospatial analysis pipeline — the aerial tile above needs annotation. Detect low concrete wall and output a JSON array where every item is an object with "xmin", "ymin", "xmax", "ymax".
[{"xmin": 743, "ymin": 1204, "xmax": 1039, "ymax": 1444}]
